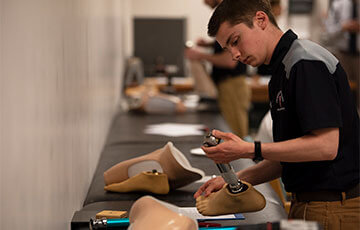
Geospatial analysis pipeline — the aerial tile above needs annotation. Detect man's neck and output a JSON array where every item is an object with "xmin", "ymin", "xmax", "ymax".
[{"xmin": 264, "ymin": 27, "xmax": 284, "ymax": 65}]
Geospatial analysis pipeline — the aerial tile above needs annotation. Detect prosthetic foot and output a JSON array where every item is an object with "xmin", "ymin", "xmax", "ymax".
[
  {"xmin": 143, "ymin": 94, "xmax": 186, "ymax": 114},
  {"xmin": 129, "ymin": 196, "xmax": 197, "ymax": 230},
  {"xmin": 104, "ymin": 142, "xmax": 205, "ymax": 189},
  {"xmin": 196, "ymin": 181, "xmax": 266, "ymax": 216},
  {"xmin": 104, "ymin": 171, "xmax": 170, "ymax": 194}
]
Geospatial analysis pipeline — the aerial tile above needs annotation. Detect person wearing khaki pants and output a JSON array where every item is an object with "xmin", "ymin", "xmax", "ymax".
[
  {"xmin": 217, "ymin": 76, "xmax": 251, "ymax": 138},
  {"xmin": 289, "ymin": 190, "xmax": 360, "ymax": 230}
]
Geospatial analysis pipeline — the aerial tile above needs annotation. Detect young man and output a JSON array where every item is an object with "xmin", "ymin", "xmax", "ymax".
[{"xmin": 195, "ymin": 0, "xmax": 360, "ymax": 228}]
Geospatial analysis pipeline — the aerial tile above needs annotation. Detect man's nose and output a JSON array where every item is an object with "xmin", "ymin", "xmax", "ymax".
[{"xmin": 229, "ymin": 47, "xmax": 241, "ymax": 61}]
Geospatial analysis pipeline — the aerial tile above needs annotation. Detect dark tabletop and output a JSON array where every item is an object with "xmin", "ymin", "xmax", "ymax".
[
  {"xmin": 71, "ymin": 111, "xmax": 287, "ymax": 229},
  {"xmin": 105, "ymin": 111, "xmax": 230, "ymax": 146}
]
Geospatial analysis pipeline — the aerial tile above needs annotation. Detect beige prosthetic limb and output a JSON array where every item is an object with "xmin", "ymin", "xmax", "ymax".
[
  {"xmin": 143, "ymin": 94, "xmax": 186, "ymax": 114},
  {"xmin": 196, "ymin": 181, "xmax": 266, "ymax": 216},
  {"xmin": 125, "ymin": 84, "xmax": 186, "ymax": 114},
  {"xmin": 190, "ymin": 60, "xmax": 218, "ymax": 98},
  {"xmin": 104, "ymin": 171, "xmax": 170, "ymax": 194},
  {"xmin": 129, "ymin": 196, "xmax": 197, "ymax": 230},
  {"xmin": 104, "ymin": 142, "xmax": 205, "ymax": 189}
]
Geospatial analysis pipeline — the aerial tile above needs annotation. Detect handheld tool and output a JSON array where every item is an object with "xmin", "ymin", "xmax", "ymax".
[
  {"xmin": 89, "ymin": 218, "xmax": 129, "ymax": 230},
  {"xmin": 203, "ymin": 132, "xmax": 245, "ymax": 194}
]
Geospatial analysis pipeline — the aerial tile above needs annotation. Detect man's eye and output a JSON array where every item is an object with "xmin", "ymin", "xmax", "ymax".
[{"xmin": 231, "ymin": 38, "xmax": 238, "ymax": 46}]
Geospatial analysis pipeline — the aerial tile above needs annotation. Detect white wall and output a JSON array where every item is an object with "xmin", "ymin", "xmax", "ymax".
[{"xmin": 0, "ymin": 0, "xmax": 128, "ymax": 229}]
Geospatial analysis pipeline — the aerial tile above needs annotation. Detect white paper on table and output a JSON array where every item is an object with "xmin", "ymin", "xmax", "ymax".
[
  {"xmin": 190, "ymin": 147, "xmax": 206, "ymax": 156},
  {"xmin": 144, "ymin": 123, "xmax": 206, "ymax": 137},
  {"xmin": 178, "ymin": 207, "xmax": 244, "ymax": 221}
]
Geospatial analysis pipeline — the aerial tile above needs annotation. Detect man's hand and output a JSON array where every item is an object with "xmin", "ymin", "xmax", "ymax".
[
  {"xmin": 201, "ymin": 130, "xmax": 253, "ymax": 163},
  {"xmin": 196, "ymin": 38, "xmax": 214, "ymax": 47},
  {"xmin": 342, "ymin": 20, "xmax": 360, "ymax": 33},
  {"xmin": 194, "ymin": 176, "xmax": 225, "ymax": 198}
]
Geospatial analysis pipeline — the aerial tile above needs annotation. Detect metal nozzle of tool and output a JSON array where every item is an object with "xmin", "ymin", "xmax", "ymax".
[
  {"xmin": 203, "ymin": 132, "xmax": 244, "ymax": 194},
  {"xmin": 90, "ymin": 218, "xmax": 130, "ymax": 230},
  {"xmin": 89, "ymin": 218, "xmax": 107, "ymax": 230}
]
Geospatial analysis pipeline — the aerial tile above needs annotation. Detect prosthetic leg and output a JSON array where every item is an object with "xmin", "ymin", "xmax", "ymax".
[
  {"xmin": 197, "ymin": 132, "xmax": 266, "ymax": 215},
  {"xmin": 104, "ymin": 142, "xmax": 205, "ymax": 191},
  {"xmin": 189, "ymin": 60, "xmax": 218, "ymax": 98},
  {"xmin": 129, "ymin": 196, "xmax": 197, "ymax": 230}
]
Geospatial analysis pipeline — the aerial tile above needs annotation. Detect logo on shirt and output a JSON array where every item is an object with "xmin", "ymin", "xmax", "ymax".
[{"xmin": 276, "ymin": 90, "xmax": 285, "ymax": 111}]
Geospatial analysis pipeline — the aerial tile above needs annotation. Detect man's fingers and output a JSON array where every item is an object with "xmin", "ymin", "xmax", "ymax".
[
  {"xmin": 201, "ymin": 145, "xmax": 218, "ymax": 154},
  {"xmin": 194, "ymin": 178, "xmax": 220, "ymax": 198},
  {"xmin": 203, "ymin": 182, "xmax": 218, "ymax": 197},
  {"xmin": 212, "ymin": 129, "xmax": 232, "ymax": 140},
  {"xmin": 194, "ymin": 180, "xmax": 212, "ymax": 198},
  {"xmin": 194, "ymin": 184, "xmax": 206, "ymax": 198},
  {"xmin": 204, "ymin": 186, "xmax": 213, "ymax": 197}
]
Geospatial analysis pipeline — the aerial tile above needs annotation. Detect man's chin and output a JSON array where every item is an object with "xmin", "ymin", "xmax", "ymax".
[
  {"xmin": 250, "ymin": 62, "xmax": 259, "ymax": 67},
  {"xmin": 244, "ymin": 58, "xmax": 259, "ymax": 67}
]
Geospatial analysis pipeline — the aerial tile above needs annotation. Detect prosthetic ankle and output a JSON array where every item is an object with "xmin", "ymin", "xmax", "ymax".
[
  {"xmin": 196, "ymin": 181, "xmax": 266, "ymax": 216},
  {"xmin": 129, "ymin": 196, "xmax": 197, "ymax": 230},
  {"xmin": 104, "ymin": 142, "xmax": 204, "ymax": 189}
]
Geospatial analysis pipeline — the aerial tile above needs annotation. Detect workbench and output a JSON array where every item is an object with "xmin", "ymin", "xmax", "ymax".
[{"xmin": 71, "ymin": 111, "xmax": 287, "ymax": 229}]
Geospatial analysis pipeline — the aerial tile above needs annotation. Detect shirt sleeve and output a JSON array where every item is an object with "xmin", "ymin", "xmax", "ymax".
[{"xmin": 292, "ymin": 60, "xmax": 343, "ymax": 134}]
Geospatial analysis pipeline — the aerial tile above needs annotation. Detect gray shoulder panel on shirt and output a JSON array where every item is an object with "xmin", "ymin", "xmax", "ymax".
[{"xmin": 282, "ymin": 39, "xmax": 339, "ymax": 79}]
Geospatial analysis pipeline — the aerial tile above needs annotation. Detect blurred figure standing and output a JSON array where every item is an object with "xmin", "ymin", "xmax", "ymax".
[
  {"xmin": 185, "ymin": 0, "xmax": 251, "ymax": 138},
  {"xmin": 325, "ymin": 0, "xmax": 360, "ymax": 109}
]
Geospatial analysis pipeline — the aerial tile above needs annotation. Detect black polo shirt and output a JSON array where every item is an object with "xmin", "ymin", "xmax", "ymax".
[
  {"xmin": 211, "ymin": 41, "xmax": 247, "ymax": 84},
  {"xmin": 268, "ymin": 30, "xmax": 359, "ymax": 192}
]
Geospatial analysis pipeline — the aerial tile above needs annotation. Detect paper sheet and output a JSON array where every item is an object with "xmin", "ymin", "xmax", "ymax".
[
  {"xmin": 144, "ymin": 123, "xmax": 206, "ymax": 137},
  {"xmin": 190, "ymin": 147, "xmax": 206, "ymax": 155},
  {"xmin": 178, "ymin": 207, "xmax": 244, "ymax": 221}
]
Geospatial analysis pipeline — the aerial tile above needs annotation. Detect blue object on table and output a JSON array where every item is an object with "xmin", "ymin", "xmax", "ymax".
[
  {"xmin": 197, "ymin": 213, "xmax": 245, "ymax": 222},
  {"xmin": 107, "ymin": 218, "xmax": 129, "ymax": 227},
  {"xmin": 199, "ymin": 227, "xmax": 238, "ymax": 230}
]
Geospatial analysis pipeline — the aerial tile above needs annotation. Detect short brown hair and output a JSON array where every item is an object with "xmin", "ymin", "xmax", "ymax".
[
  {"xmin": 208, "ymin": 0, "xmax": 279, "ymax": 37},
  {"xmin": 270, "ymin": 0, "xmax": 280, "ymax": 6}
]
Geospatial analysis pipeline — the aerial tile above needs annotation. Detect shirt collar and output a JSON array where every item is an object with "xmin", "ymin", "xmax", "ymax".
[{"xmin": 268, "ymin": 29, "xmax": 298, "ymax": 74}]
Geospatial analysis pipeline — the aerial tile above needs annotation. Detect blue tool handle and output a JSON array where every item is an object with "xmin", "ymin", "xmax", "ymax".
[
  {"xmin": 107, "ymin": 218, "xmax": 130, "ymax": 227},
  {"xmin": 199, "ymin": 227, "xmax": 238, "ymax": 230}
]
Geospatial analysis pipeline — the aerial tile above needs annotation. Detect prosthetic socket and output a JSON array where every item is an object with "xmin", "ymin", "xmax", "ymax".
[{"xmin": 203, "ymin": 132, "xmax": 245, "ymax": 194}]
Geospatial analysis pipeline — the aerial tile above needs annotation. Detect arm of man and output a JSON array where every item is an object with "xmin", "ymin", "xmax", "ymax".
[
  {"xmin": 184, "ymin": 48, "xmax": 238, "ymax": 68},
  {"xmin": 202, "ymin": 127, "xmax": 339, "ymax": 163},
  {"xmin": 196, "ymin": 38, "xmax": 215, "ymax": 47},
  {"xmin": 194, "ymin": 160, "xmax": 281, "ymax": 198},
  {"xmin": 237, "ymin": 160, "xmax": 282, "ymax": 185}
]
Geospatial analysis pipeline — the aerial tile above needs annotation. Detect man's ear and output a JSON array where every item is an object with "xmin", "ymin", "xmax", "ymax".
[{"xmin": 254, "ymin": 11, "xmax": 268, "ymax": 30}]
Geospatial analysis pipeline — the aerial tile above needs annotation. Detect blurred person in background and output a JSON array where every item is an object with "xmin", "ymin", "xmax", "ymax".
[
  {"xmin": 185, "ymin": 0, "xmax": 251, "ymax": 139},
  {"xmin": 324, "ymin": 0, "xmax": 360, "ymax": 110}
]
